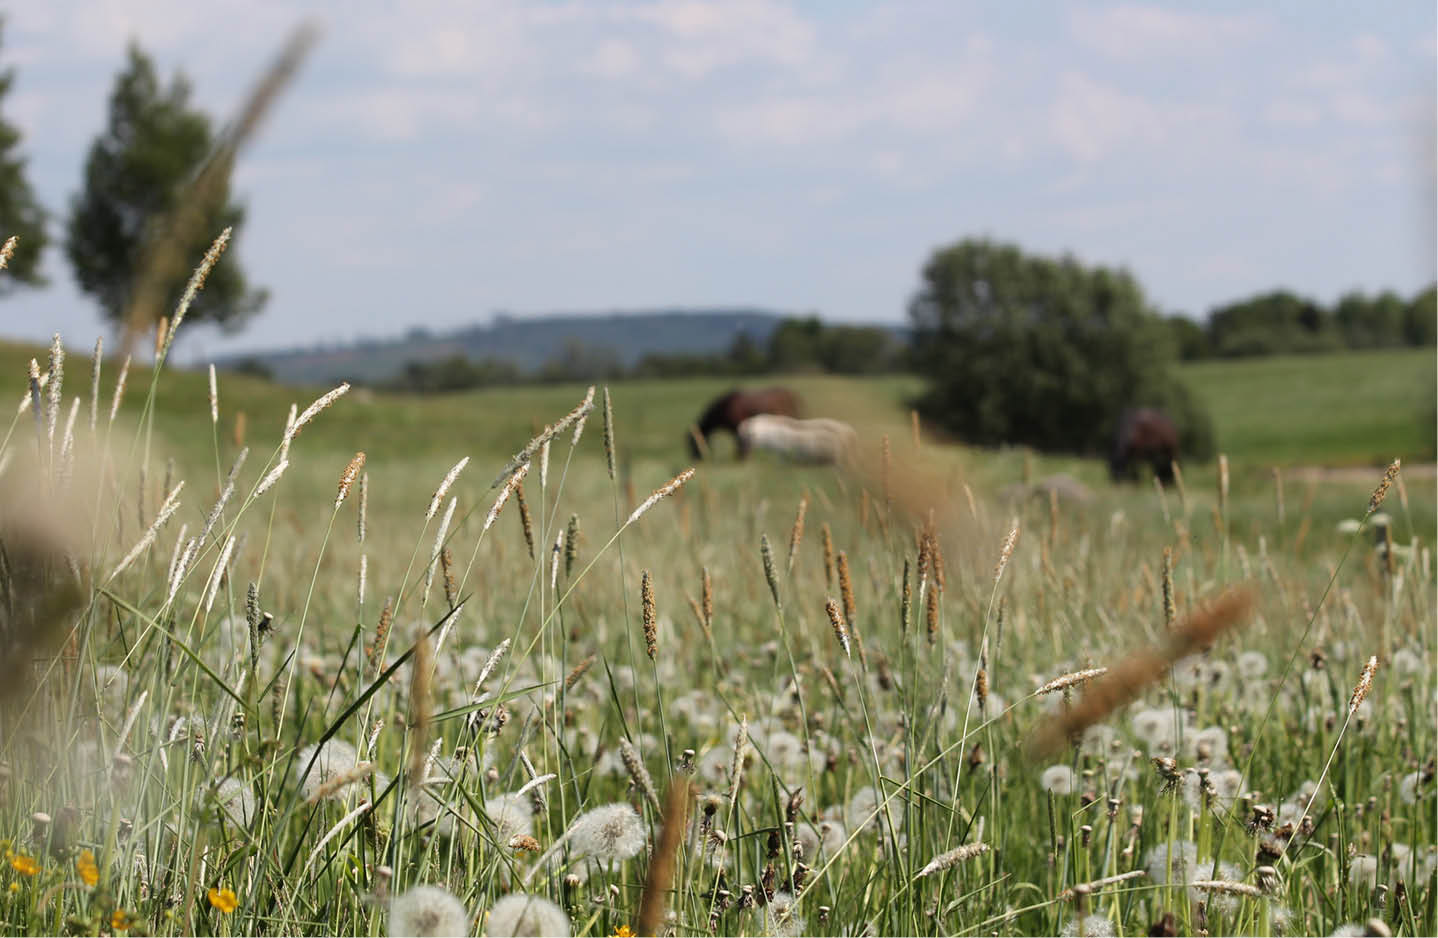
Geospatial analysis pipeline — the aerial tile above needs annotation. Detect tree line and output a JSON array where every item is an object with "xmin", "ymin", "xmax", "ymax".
[{"xmin": 1167, "ymin": 286, "xmax": 1435, "ymax": 360}]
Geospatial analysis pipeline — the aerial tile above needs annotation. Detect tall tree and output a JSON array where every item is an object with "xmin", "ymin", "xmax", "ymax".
[
  {"xmin": 909, "ymin": 237, "xmax": 1212, "ymax": 461},
  {"xmin": 66, "ymin": 43, "xmax": 266, "ymax": 330},
  {"xmin": 0, "ymin": 18, "xmax": 48, "ymax": 291}
]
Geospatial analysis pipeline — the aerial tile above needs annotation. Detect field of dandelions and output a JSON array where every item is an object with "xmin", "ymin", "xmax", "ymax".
[{"xmin": 0, "ymin": 323, "xmax": 1433, "ymax": 935}]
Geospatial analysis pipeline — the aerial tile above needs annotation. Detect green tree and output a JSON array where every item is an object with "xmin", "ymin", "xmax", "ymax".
[
  {"xmin": 1205, "ymin": 290, "xmax": 1339, "ymax": 357},
  {"xmin": 0, "ymin": 19, "xmax": 47, "ymax": 290},
  {"xmin": 1403, "ymin": 284, "xmax": 1436, "ymax": 346},
  {"xmin": 66, "ymin": 43, "xmax": 265, "ymax": 329},
  {"xmin": 908, "ymin": 237, "xmax": 1212, "ymax": 460},
  {"xmin": 1333, "ymin": 289, "xmax": 1406, "ymax": 349}
]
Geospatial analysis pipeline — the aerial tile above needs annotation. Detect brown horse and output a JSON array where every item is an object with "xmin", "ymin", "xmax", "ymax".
[
  {"xmin": 689, "ymin": 387, "xmax": 802, "ymax": 459},
  {"xmin": 1110, "ymin": 408, "xmax": 1179, "ymax": 483}
]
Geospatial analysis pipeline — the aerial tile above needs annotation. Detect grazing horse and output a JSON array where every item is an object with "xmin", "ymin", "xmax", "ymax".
[
  {"xmin": 737, "ymin": 414, "xmax": 858, "ymax": 467},
  {"xmin": 1110, "ymin": 408, "xmax": 1179, "ymax": 483},
  {"xmin": 689, "ymin": 387, "xmax": 802, "ymax": 459}
]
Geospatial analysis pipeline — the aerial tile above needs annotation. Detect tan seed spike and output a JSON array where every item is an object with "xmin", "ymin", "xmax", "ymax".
[
  {"xmin": 786, "ymin": 496, "xmax": 807, "ymax": 572},
  {"xmin": 335, "ymin": 452, "xmax": 365, "ymax": 508},
  {"xmin": 0, "ymin": 235, "xmax": 15, "ymax": 269},
  {"xmin": 641, "ymin": 570, "xmax": 657, "ymax": 659},
  {"xmin": 1367, "ymin": 459, "xmax": 1400, "ymax": 518},
  {"xmin": 825, "ymin": 599, "xmax": 850, "ymax": 657},
  {"xmin": 626, "ymin": 467, "xmax": 694, "ymax": 526},
  {"xmin": 1348, "ymin": 655, "xmax": 1378, "ymax": 716}
]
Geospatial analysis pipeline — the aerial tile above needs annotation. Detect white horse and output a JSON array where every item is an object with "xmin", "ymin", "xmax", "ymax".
[{"xmin": 736, "ymin": 414, "xmax": 858, "ymax": 466}]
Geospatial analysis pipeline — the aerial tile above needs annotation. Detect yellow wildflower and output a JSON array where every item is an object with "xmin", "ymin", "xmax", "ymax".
[
  {"xmin": 76, "ymin": 849, "xmax": 99, "ymax": 887},
  {"xmin": 613, "ymin": 927, "xmax": 636, "ymax": 937},
  {"xmin": 111, "ymin": 909, "xmax": 134, "ymax": 931},
  {"xmin": 9, "ymin": 853, "xmax": 39, "ymax": 877},
  {"xmin": 207, "ymin": 886, "xmax": 238, "ymax": 914}
]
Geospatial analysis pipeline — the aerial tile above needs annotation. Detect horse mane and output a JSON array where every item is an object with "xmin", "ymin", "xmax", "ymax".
[{"xmin": 696, "ymin": 389, "xmax": 740, "ymax": 436}]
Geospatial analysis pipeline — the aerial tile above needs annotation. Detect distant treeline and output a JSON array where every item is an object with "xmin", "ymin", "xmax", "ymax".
[
  {"xmin": 375, "ymin": 285, "xmax": 1434, "ymax": 392},
  {"xmin": 384, "ymin": 316, "xmax": 908, "ymax": 392},
  {"xmin": 1165, "ymin": 285, "xmax": 1436, "ymax": 360}
]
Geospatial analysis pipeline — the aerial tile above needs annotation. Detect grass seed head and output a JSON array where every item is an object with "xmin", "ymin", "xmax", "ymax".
[
  {"xmin": 641, "ymin": 570, "xmax": 657, "ymax": 659},
  {"xmin": 335, "ymin": 452, "xmax": 365, "ymax": 509},
  {"xmin": 1366, "ymin": 459, "xmax": 1401, "ymax": 518}
]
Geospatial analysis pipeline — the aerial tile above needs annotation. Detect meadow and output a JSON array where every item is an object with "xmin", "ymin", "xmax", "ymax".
[{"xmin": 0, "ymin": 328, "xmax": 1433, "ymax": 938}]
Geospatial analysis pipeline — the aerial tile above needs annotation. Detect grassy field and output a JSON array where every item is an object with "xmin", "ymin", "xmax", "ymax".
[
  {"xmin": 0, "ymin": 333, "xmax": 1433, "ymax": 937},
  {"xmin": 1177, "ymin": 348, "xmax": 1437, "ymax": 469}
]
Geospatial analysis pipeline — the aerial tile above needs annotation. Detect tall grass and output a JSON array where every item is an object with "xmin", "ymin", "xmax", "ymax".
[{"xmin": 0, "ymin": 308, "xmax": 1433, "ymax": 935}]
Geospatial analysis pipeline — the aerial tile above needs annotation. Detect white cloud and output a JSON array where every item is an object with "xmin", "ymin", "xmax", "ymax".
[
  {"xmin": 632, "ymin": 0, "xmax": 817, "ymax": 78},
  {"xmin": 1049, "ymin": 71, "xmax": 1162, "ymax": 162},
  {"xmin": 585, "ymin": 38, "xmax": 641, "ymax": 79},
  {"xmin": 1070, "ymin": 4, "xmax": 1268, "ymax": 60}
]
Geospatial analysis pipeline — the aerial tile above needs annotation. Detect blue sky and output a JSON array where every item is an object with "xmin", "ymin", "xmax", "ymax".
[{"xmin": 4, "ymin": 1, "xmax": 1435, "ymax": 361}]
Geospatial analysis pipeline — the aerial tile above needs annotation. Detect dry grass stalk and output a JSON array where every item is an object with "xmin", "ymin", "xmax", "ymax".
[
  {"xmin": 825, "ymin": 599, "xmax": 850, "ymax": 657},
  {"xmin": 917, "ymin": 842, "xmax": 989, "ymax": 877},
  {"xmin": 1191, "ymin": 880, "xmax": 1265, "ymax": 898},
  {"xmin": 641, "ymin": 570, "xmax": 657, "ymax": 659},
  {"xmin": 1058, "ymin": 869, "xmax": 1146, "ymax": 900},
  {"xmin": 335, "ymin": 452, "xmax": 365, "ymax": 509},
  {"xmin": 1171, "ymin": 460, "xmax": 1188, "ymax": 516},
  {"xmin": 406, "ymin": 626, "xmax": 434, "ymax": 787},
  {"xmin": 727, "ymin": 718, "xmax": 748, "ymax": 806},
  {"xmin": 45, "ymin": 335, "xmax": 63, "ymax": 454},
  {"xmin": 441, "ymin": 547, "xmax": 457, "ymax": 610},
  {"xmin": 202, "ymin": 535, "xmax": 237, "ymax": 613},
  {"xmin": 821, "ymin": 523, "xmax": 836, "ymax": 588},
  {"xmin": 368, "ymin": 597, "xmax": 394, "ymax": 673},
  {"xmin": 1348, "ymin": 655, "xmax": 1378, "ymax": 716},
  {"xmin": 1217, "ymin": 453, "xmax": 1230, "ymax": 521},
  {"xmin": 837, "ymin": 551, "xmax": 856, "ymax": 625},
  {"xmin": 1028, "ymin": 588, "xmax": 1254, "ymax": 755},
  {"xmin": 619, "ymin": 737, "xmax": 659, "ymax": 809},
  {"xmin": 483, "ymin": 464, "xmax": 529, "ymax": 534},
  {"xmin": 925, "ymin": 581, "xmax": 939, "ymax": 646},
  {"xmin": 1161, "ymin": 547, "xmax": 1175, "ymax": 630},
  {"xmin": 564, "ymin": 514, "xmax": 580, "ymax": 578},
  {"xmin": 153, "ymin": 316, "xmax": 167, "ymax": 360},
  {"xmin": 88, "ymin": 338, "xmax": 102, "ymax": 434},
  {"xmin": 637, "ymin": 778, "xmax": 692, "ymax": 936},
  {"xmin": 426, "ymin": 457, "xmax": 469, "ymax": 522},
  {"xmin": 1366, "ymin": 459, "xmax": 1401, "ymax": 518},
  {"xmin": 108, "ymin": 355, "xmax": 130, "ymax": 425},
  {"xmin": 423, "ymin": 497, "xmax": 456, "ymax": 605},
  {"xmin": 602, "ymin": 387, "xmax": 617, "ymax": 480},
  {"xmin": 207, "ymin": 363, "xmax": 219, "ymax": 425},
  {"xmin": 288, "ymin": 383, "xmax": 351, "ymax": 445},
  {"xmin": 109, "ymin": 481, "xmax": 184, "ymax": 580},
  {"xmin": 786, "ymin": 496, "xmax": 807, "ymax": 572},
  {"xmin": 564, "ymin": 654, "xmax": 595, "ymax": 691},
  {"xmin": 254, "ymin": 459, "xmax": 289, "ymax": 496},
  {"xmin": 701, "ymin": 567, "xmax": 714, "ymax": 634},
  {"xmin": 627, "ymin": 468, "xmax": 695, "ymax": 526},
  {"xmin": 900, "ymin": 558, "xmax": 911, "ymax": 634},
  {"xmin": 1035, "ymin": 668, "xmax": 1108, "ymax": 695},
  {"xmin": 761, "ymin": 534, "xmax": 780, "ymax": 609},
  {"xmin": 994, "ymin": 519, "xmax": 1020, "ymax": 584},
  {"xmin": 306, "ymin": 762, "xmax": 376, "ymax": 804},
  {"xmin": 515, "ymin": 480, "xmax": 535, "ymax": 560}
]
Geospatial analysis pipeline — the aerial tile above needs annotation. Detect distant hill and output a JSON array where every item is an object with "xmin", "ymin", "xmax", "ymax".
[{"xmin": 220, "ymin": 309, "xmax": 906, "ymax": 386}]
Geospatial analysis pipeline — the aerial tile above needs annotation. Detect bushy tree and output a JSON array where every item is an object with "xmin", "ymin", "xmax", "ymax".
[
  {"xmin": 66, "ymin": 43, "xmax": 265, "ymax": 329},
  {"xmin": 0, "ymin": 19, "xmax": 47, "ymax": 291},
  {"xmin": 1403, "ymin": 285, "xmax": 1436, "ymax": 347},
  {"xmin": 908, "ymin": 238, "xmax": 1212, "ymax": 460},
  {"xmin": 1205, "ymin": 290, "xmax": 1340, "ymax": 357}
]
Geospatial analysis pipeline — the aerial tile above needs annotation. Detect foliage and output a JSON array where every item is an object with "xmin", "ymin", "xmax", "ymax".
[
  {"xmin": 65, "ymin": 43, "xmax": 265, "ymax": 329},
  {"xmin": 0, "ymin": 19, "xmax": 47, "ymax": 291},
  {"xmin": 1202, "ymin": 285, "xmax": 1435, "ymax": 358},
  {"xmin": 388, "ymin": 354, "xmax": 522, "ymax": 393},
  {"xmin": 908, "ymin": 237, "xmax": 1211, "ymax": 460}
]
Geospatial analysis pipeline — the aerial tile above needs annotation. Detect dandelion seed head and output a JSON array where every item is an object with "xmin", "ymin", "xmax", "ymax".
[
  {"xmin": 485, "ymin": 793, "xmax": 535, "ymax": 844},
  {"xmin": 567, "ymin": 802, "xmax": 646, "ymax": 863},
  {"xmin": 1060, "ymin": 915, "xmax": 1115, "ymax": 937},
  {"xmin": 295, "ymin": 740, "xmax": 361, "ymax": 801},
  {"xmin": 762, "ymin": 890, "xmax": 805, "ymax": 938},
  {"xmin": 1040, "ymin": 764, "xmax": 1078, "ymax": 795},
  {"xmin": 389, "ymin": 885, "xmax": 470, "ymax": 937},
  {"xmin": 484, "ymin": 893, "xmax": 571, "ymax": 937}
]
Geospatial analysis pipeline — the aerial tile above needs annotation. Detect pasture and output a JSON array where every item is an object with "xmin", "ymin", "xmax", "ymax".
[{"xmin": 0, "ymin": 335, "xmax": 1433, "ymax": 937}]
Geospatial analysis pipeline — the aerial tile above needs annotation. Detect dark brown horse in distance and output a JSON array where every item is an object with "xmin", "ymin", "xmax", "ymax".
[
  {"xmin": 689, "ymin": 387, "xmax": 802, "ymax": 459},
  {"xmin": 1110, "ymin": 408, "xmax": 1179, "ymax": 483}
]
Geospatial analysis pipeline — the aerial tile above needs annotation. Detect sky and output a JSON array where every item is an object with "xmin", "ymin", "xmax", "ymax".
[{"xmin": 3, "ymin": 0, "xmax": 1435, "ymax": 362}]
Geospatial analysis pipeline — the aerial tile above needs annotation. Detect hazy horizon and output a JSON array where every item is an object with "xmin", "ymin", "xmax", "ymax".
[{"xmin": 3, "ymin": 1, "xmax": 1435, "ymax": 363}]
